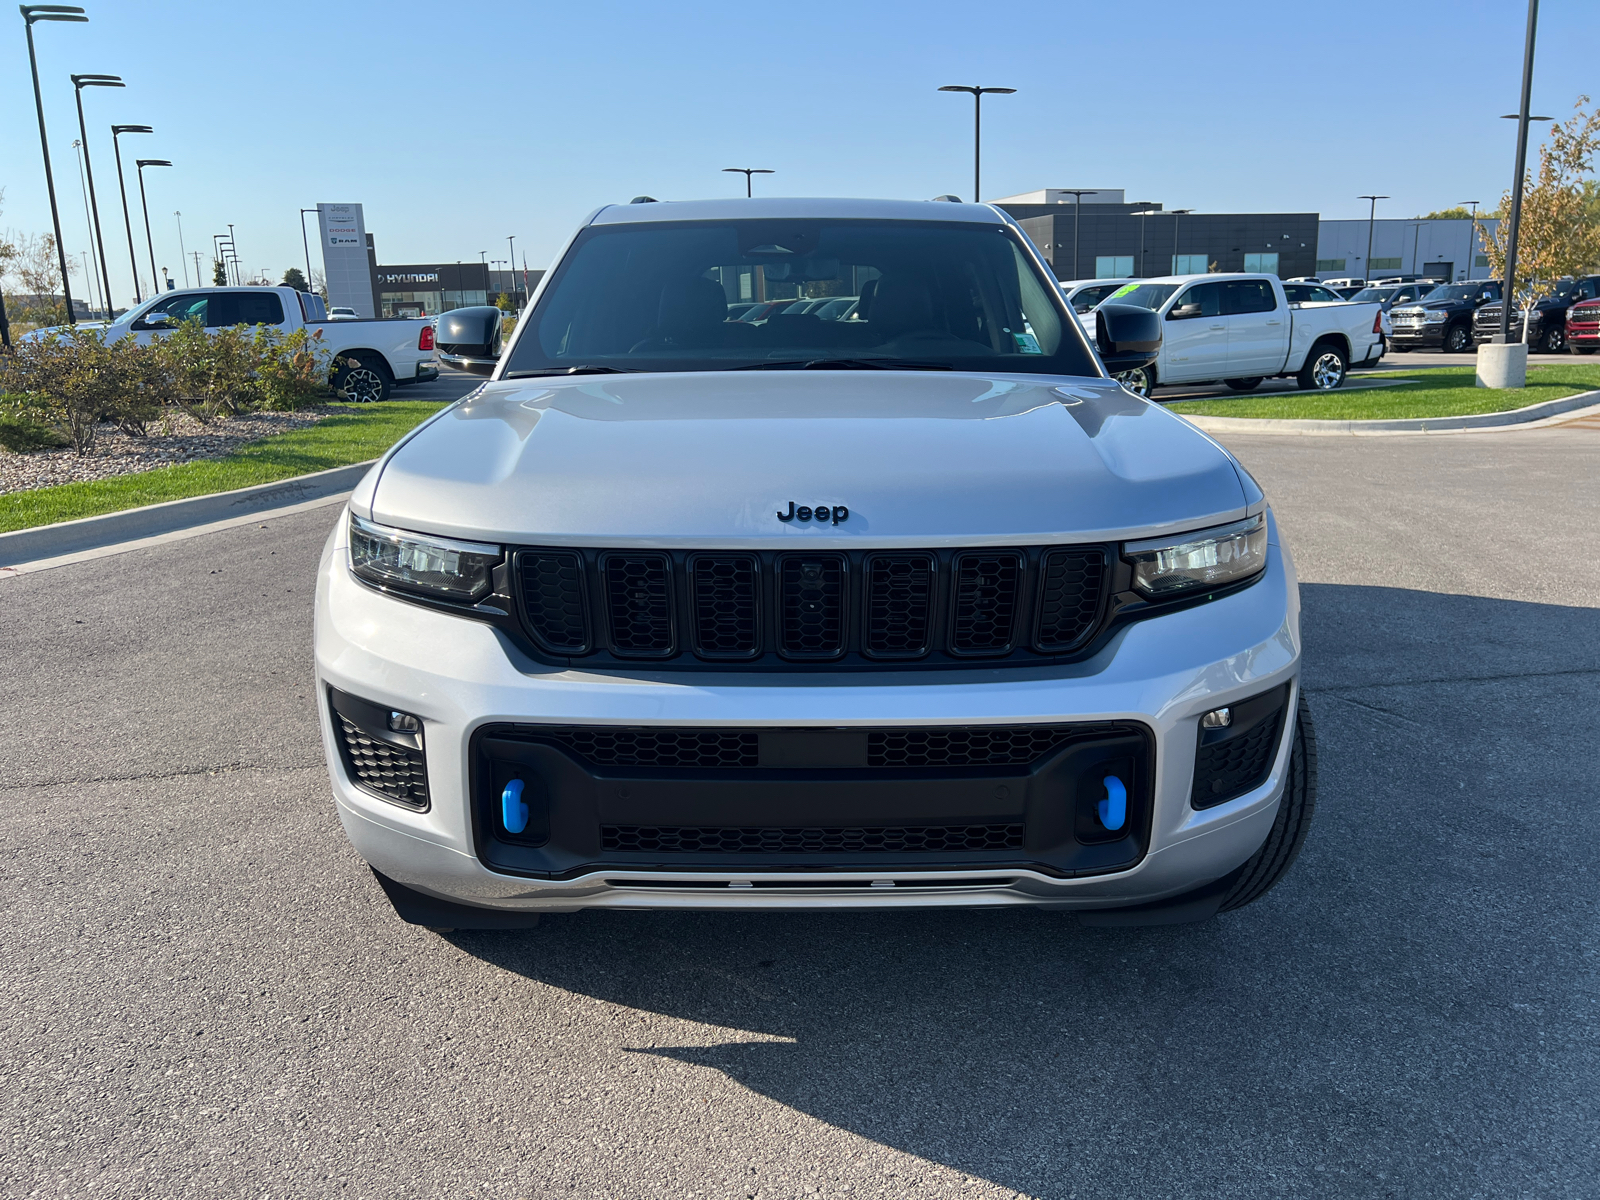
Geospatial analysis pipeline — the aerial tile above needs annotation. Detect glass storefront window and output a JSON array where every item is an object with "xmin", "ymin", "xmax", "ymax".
[
  {"xmin": 1242, "ymin": 253, "xmax": 1279, "ymax": 276},
  {"xmin": 1094, "ymin": 256, "xmax": 1133, "ymax": 278}
]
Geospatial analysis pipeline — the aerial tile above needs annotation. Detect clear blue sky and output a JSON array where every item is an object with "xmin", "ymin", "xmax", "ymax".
[{"xmin": 3, "ymin": 0, "xmax": 1595, "ymax": 302}]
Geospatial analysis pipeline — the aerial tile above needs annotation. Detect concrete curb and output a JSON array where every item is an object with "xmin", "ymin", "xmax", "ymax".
[
  {"xmin": 0, "ymin": 459, "xmax": 377, "ymax": 567},
  {"xmin": 1180, "ymin": 388, "xmax": 1600, "ymax": 436}
]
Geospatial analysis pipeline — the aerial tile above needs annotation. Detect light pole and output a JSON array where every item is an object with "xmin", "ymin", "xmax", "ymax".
[
  {"xmin": 1130, "ymin": 206, "xmax": 1159, "ymax": 278},
  {"xmin": 1461, "ymin": 200, "xmax": 1481, "ymax": 280},
  {"xmin": 174, "ymin": 211, "xmax": 188, "ymax": 286},
  {"xmin": 22, "ymin": 4, "xmax": 89, "ymax": 325},
  {"xmin": 112, "ymin": 124, "xmax": 153, "ymax": 301},
  {"xmin": 1406, "ymin": 221, "xmax": 1426, "ymax": 276},
  {"xmin": 1169, "ymin": 209, "xmax": 1193, "ymax": 273},
  {"xmin": 937, "ymin": 85, "xmax": 1015, "ymax": 203},
  {"xmin": 71, "ymin": 139, "xmax": 100, "ymax": 316},
  {"xmin": 71, "ymin": 73, "xmax": 122, "ymax": 315},
  {"xmin": 722, "ymin": 167, "xmax": 774, "ymax": 198},
  {"xmin": 492, "ymin": 260, "xmax": 507, "ymax": 301},
  {"xmin": 1358, "ymin": 195, "xmax": 1388, "ymax": 283},
  {"xmin": 136, "ymin": 160, "xmax": 171, "ymax": 293},
  {"xmin": 1499, "ymin": 82, "xmax": 1554, "ymax": 339},
  {"xmin": 299, "ymin": 208, "xmax": 317, "ymax": 292},
  {"xmin": 227, "ymin": 224, "xmax": 238, "ymax": 286},
  {"xmin": 1060, "ymin": 189, "xmax": 1098, "ymax": 278}
]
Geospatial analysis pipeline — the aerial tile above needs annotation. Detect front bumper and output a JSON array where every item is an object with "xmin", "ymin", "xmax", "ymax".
[
  {"xmin": 314, "ymin": 511, "xmax": 1302, "ymax": 914},
  {"xmin": 1388, "ymin": 325, "xmax": 1447, "ymax": 349}
]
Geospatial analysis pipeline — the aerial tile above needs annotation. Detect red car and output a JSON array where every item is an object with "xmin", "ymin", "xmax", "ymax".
[{"xmin": 1565, "ymin": 298, "xmax": 1600, "ymax": 354}]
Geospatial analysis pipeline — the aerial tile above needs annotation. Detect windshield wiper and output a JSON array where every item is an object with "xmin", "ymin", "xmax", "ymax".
[
  {"xmin": 733, "ymin": 358, "xmax": 953, "ymax": 372},
  {"xmin": 502, "ymin": 365, "xmax": 640, "ymax": 377}
]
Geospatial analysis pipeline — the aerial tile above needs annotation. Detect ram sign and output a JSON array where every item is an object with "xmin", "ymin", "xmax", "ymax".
[{"xmin": 317, "ymin": 203, "xmax": 376, "ymax": 318}]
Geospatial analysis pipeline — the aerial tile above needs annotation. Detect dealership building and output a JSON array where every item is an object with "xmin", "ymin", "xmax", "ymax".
[{"xmin": 992, "ymin": 189, "xmax": 1502, "ymax": 283}]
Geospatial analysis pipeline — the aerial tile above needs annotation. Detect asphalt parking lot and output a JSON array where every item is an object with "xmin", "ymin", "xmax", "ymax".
[
  {"xmin": 1151, "ymin": 347, "xmax": 1547, "ymax": 402},
  {"xmin": 3, "ymin": 413, "xmax": 1598, "ymax": 1198}
]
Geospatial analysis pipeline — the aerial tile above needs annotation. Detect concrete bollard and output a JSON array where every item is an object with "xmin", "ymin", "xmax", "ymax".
[{"xmin": 1476, "ymin": 341, "xmax": 1528, "ymax": 389}]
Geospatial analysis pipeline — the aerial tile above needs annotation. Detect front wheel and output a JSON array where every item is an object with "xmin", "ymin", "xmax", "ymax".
[
  {"xmin": 1116, "ymin": 365, "xmax": 1154, "ymax": 397},
  {"xmin": 1539, "ymin": 326, "xmax": 1566, "ymax": 353},
  {"xmin": 1219, "ymin": 693, "xmax": 1318, "ymax": 913},
  {"xmin": 1224, "ymin": 377, "xmax": 1264, "ymax": 391},
  {"xmin": 333, "ymin": 354, "xmax": 392, "ymax": 403},
  {"xmin": 1443, "ymin": 324, "xmax": 1472, "ymax": 353},
  {"xmin": 1296, "ymin": 343, "xmax": 1347, "ymax": 391}
]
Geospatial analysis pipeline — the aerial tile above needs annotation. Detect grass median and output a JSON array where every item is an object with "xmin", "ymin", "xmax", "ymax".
[
  {"xmin": 0, "ymin": 401, "xmax": 447, "ymax": 534},
  {"xmin": 1166, "ymin": 362, "xmax": 1600, "ymax": 420}
]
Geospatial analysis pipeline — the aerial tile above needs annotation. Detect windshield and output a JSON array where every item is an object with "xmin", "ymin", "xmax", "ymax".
[
  {"xmin": 1423, "ymin": 284, "xmax": 1494, "ymax": 302},
  {"xmin": 1098, "ymin": 282, "xmax": 1181, "ymax": 311},
  {"xmin": 1350, "ymin": 287, "xmax": 1396, "ymax": 303},
  {"xmin": 503, "ymin": 218, "xmax": 1096, "ymax": 377}
]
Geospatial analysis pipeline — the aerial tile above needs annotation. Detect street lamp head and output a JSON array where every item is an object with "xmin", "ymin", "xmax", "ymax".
[
  {"xmin": 21, "ymin": 5, "xmax": 88, "ymax": 23},
  {"xmin": 112, "ymin": 124, "xmax": 152, "ymax": 135},
  {"xmin": 1500, "ymin": 114, "xmax": 1552, "ymax": 121},
  {"xmin": 72, "ymin": 73, "xmax": 122, "ymax": 88},
  {"xmin": 1170, "ymin": 208, "xmax": 1194, "ymax": 215},
  {"xmin": 939, "ymin": 84, "xmax": 1016, "ymax": 95},
  {"xmin": 136, "ymin": 159, "xmax": 171, "ymax": 168}
]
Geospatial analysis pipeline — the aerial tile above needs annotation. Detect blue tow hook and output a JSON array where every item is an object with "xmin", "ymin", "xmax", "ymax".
[
  {"xmin": 1098, "ymin": 775, "xmax": 1127, "ymax": 831},
  {"xmin": 501, "ymin": 779, "xmax": 529, "ymax": 834}
]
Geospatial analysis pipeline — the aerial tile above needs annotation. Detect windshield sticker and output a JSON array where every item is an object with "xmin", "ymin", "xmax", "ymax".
[
  {"xmin": 1012, "ymin": 331, "xmax": 1043, "ymax": 354},
  {"xmin": 1110, "ymin": 284, "xmax": 1139, "ymax": 298}
]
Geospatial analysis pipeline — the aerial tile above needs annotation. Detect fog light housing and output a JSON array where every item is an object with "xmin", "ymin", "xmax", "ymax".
[
  {"xmin": 388, "ymin": 711, "xmax": 421, "ymax": 733},
  {"xmin": 1201, "ymin": 708, "xmax": 1231, "ymax": 729}
]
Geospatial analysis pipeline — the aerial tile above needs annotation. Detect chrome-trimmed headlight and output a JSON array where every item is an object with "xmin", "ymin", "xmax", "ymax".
[
  {"xmin": 1424, "ymin": 310, "xmax": 1448, "ymax": 322},
  {"xmin": 1123, "ymin": 514, "xmax": 1267, "ymax": 598},
  {"xmin": 348, "ymin": 514, "xmax": 501, "ymax": 602}
]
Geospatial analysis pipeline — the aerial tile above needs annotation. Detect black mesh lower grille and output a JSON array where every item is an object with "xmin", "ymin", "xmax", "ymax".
[
  {"xmin": 779, "ymin": 554, "xmax": 845, "ymax": 658},
  {"xmin": 951, "ymin": 551, "xmax": 1021, "ymax": 655},
  {"xmin": 1192, "ymin": 709, "xmax": 1287, "ymax": 808},
  {"xmin": 337, "ymin": 717, "xmax": 429, "ymax": 808},
  {"xmin": 692, "ymin": 555, "xmax": 759, "ymax": 657},
  {"xmin": 604, "ymin": 553, "xmax": 673, "ymax": 656},
  {"xmin": 517, "ymin": 551, "xmax": 589, "ymax": 654},
  {"xmin": 1036, "ymin": 550, "xmax": 1105, "ymax": 652},
  {"xmin": 864, "ymin": 553, "xmax": 934, "ymax": 657},
  {"xmin": 512, "ymin": 723, "xmax": 1122, "ymax": 769},
  {"xmin": 602, "ymin": 823, "xmax": 1025, "ymax": 853}
]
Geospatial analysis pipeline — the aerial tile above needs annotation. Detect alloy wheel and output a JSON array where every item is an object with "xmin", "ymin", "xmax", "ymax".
[
  {"xmin": 341, "ymin": 365, "xmax": 385, "ymax": 404},
  {"xmin": 1117, "ymin": 367, "xmax": 1152, "ymax": 397},
  {"xmin": 1311, "ymin": 351, "xmax": 1344, "ymax": 390}
]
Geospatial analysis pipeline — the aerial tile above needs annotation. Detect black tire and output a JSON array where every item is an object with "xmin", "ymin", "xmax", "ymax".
[
  {"xmin": 1295, "ymin": 341, "xmax": 1347, "ymax": 390},
  {"xmin": 1116, "ymin": 364, "xmax": 1155, "ymax": 397},
  {"xmin": 333, "ymin": 353, "xmax": 392, "ymax": 403},
  {"xmin": 1538, "ymin": 326, "xmax": 1566, "ymax": 353},
  {"xmin": 1219, "ymin": 693, "xmax": 1319, "ymax": 913},
  {"xmin": 1572, "ymin": 346, "xmax": 1597, "ymax": 355},
  {"xmin": 1443, "ymin": 323, "xmax": 1472, "ymax": 353},
  {"xmin": 1223, "ymin": 377, "xmax": 1264, "ymax": 391}
]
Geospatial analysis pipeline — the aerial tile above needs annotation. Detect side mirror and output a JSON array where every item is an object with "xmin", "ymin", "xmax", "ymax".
[
  {"xmin": 1096, "ymin": 303, "xmax": 1161, "ymax": 371},
  {"xmin": 1168, "ymin": 302, "xmax": 1202, "ymax": 320},
  {"xmin": 434, "ymin": 305, "xmax": 505, "ymax": 375},
  {"xmin": 134, "ymin": 312, "xmax": 172, "ymax": 331}
]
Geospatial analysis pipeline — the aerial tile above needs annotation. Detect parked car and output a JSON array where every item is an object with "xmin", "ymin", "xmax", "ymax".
[
  {"xmin": 1084, "ymin": 273, "xmax": 1384, "ymax": 395},
  {"xmin": 1389, "ymin": 280, "xmax": 1503, "ymax": 352},
  {"xmin": 1319, "ymin": 277, "xmax": 1367, "ymax": 291},
  {"xmin": 809, "ymin": 296, "xmax": 860, "ymax": 320},
  {"xmin": 1057, "ymin": 277, "xmax": 1140, "ymax": 315},
  {"xmin": 1281, "ymin": 283, "xmax": 1347, "ymax": 304},
  {"xmin": 316, "ymin": 196, "xmax": 1316, "ymax": 930},
  {"xmin": 726, "ymin": 302, "xmax": 758, "ymax": 320},
  {"xmin": 1563, "ymin": 296, "xmax": 1600, "ymax": 353},
  {"xmin": 1347, "ymin": 282, "xmax": 1439, "ymax": 345},
  {"xmin": 25, "ymin": 286, "xmax": 438, "ymax": 401},
  {"xmin": 328, "ymin": 306, "xmax": 360, "ymax": 320},
  {"xmin": 1471, "ymin": 275, "xmax": 1600, "ymax": 353},
  {"xmin": 733, "ymin": 300, "xmax": 789, "ymax": 323}
]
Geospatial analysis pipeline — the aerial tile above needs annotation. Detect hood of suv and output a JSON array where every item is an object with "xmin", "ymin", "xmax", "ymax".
[{"xmin": 366, "ymin": 371, "xmax": 1252, "ymax": 546}]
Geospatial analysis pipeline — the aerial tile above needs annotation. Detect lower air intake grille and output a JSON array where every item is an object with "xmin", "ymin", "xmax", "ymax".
[
  {"xmin": 538, "ymin": 727, "xmax": 760, "ymax": 768},
  {"xmin": 1191, "ymin": 692, "xmax": 1289, "ymax": 808},
  {"xmin": 604, "ymin": 553, "xmax": 673, "ymax": 656},
  {"xmin": 337, "ymin": 717, "xmax": 429, "ymax": 808},
  {"xmin": 868, "ymin": 725, "xmax": 1109, "ymax": 767},
  {"xmin": 603, "ymin": 823, "xmax": 1025, "ymax": 854},
  {"xmin": 951, "ymin": 551, "xmax": 1021, "ymax": 655}
]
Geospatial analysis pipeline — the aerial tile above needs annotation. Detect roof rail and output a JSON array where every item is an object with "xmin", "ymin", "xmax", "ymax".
[{"xmin": 629, "ymin": 195, "xmax": 658, "ymax": 204}]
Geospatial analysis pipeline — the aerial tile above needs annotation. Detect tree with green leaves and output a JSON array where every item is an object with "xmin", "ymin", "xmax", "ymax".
[
  {"xmin": 1478, "ymin": 96, "xmax": 1600, "ymax": 302},
  {"xmin": 212, "ymin": 259, "xmax": 227, "ymax": 286},
  {"xmin": 494, "ymin": 292, "xmax": 513, "ymax": 311},
  {"xmin": 281, "ymin": 267, "xmax": 309, "ymax": 292}
]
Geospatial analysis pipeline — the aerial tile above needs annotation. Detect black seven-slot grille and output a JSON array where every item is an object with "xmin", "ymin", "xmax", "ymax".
[
  {"xmin": 513, "ymin": 546, "xmax": 1108, "ymax": 668},
  {"xmin": 603, "ymin": 824, "xmax": 1024, "ymax": 854}
]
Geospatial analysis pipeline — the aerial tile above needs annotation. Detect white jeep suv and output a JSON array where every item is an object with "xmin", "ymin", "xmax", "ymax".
[{"xmin": 314, "ymin": 197, "xmax": 1315, "ymax": 930}]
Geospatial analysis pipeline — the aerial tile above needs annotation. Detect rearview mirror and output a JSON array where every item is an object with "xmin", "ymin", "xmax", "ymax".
[{"xmin": 1095, "ymin": 303, "xmax": 1161, "ymax": 372}]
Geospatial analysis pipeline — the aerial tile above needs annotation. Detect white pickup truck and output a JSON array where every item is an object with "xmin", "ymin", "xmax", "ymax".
[
  {"xmin": 1082, "ymin": 274, "xmax": 1385, "ymax": 395},
  {"xmin": 36, "ymin": 286, "xmax": 439, "ymax": 403}
]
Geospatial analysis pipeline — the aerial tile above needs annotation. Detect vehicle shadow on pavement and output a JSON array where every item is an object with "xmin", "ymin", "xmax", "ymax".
[{"xmin": 454, "ymin": 583, "xmax": 1600, "ymax": 1199}]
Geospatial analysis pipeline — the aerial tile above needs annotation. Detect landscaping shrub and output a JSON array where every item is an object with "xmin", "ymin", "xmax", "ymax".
[{"xmin": 0, "ymin": 331, "xmax": 171, "ymax": 454}]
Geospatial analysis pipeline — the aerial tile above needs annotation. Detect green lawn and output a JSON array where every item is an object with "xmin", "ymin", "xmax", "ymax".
[
  {"xmin": 1166, "ymin": 363, "xmax": 1600, "ymax": 420},
  {"xmin": 0, "ymin": 401, "xmax": 446, "ymax": 534}
]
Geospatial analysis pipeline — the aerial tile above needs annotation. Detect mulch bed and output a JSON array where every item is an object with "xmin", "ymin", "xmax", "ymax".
[{"xmin": 0, "ymin": 406, "xmax": 344, "ymax": 495}]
